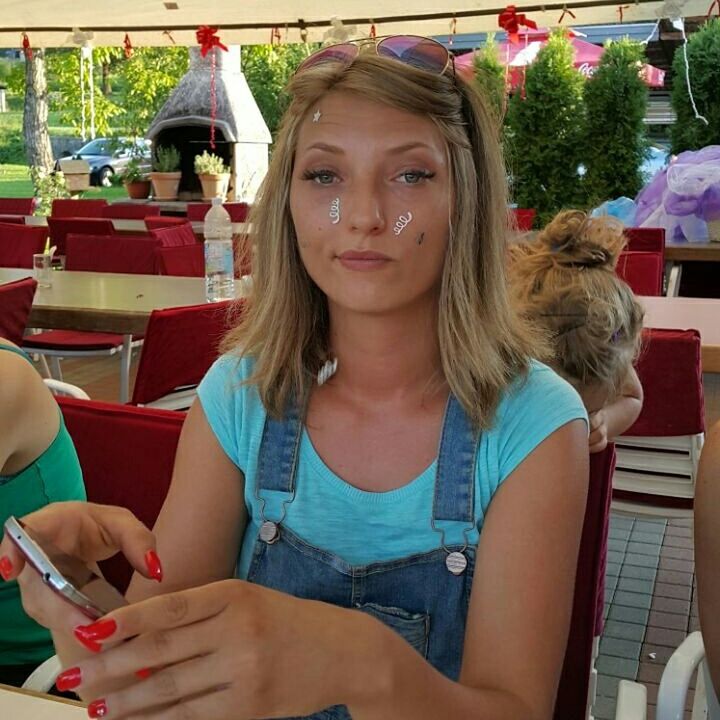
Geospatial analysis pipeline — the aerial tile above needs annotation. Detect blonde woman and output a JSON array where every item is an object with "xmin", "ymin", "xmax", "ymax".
[
  {"xmin": 509, "ymin": 210, "xmax": 645, "ymax": 452},
  {"xmin": 1, "ymin": 39, "xmax": 588, "ymax": 719}
]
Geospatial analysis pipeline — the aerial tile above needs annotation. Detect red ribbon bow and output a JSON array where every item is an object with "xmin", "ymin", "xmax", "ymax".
[
  {"xmin": 558, "ymin": 7, "xmax": 577, "ymax": 23},
  {"xmin": 123, "ymin": 33, "xmax": 133, "ymax": 59},
  {"xmin": 196, "ymin": 26, "xmax": 228, "ymax": 57},
  {"xmin": 498, "ymin": 5, "xmax": 538, "ymax": 43},
  {"xmin": 370, "ymin": 23, "xmax": 377, "ymax": 39},
  {"xmin": 22, "ymin": 33, "xmax": 32, "ymax": 61}
]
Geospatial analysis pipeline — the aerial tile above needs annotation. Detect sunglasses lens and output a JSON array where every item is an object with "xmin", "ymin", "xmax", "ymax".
[
  {"xmin": 297, "ymin": 43, "xmax": 358, "ymax": 72},
  {"xmin": 377, "ymin": 36, "xmax": 449, "ymax": 73}
]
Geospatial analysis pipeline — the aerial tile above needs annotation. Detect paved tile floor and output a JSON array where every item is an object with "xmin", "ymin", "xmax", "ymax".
[{"xmin": 594, "ymin": 513, "xmax": 697, "ymax": 720}]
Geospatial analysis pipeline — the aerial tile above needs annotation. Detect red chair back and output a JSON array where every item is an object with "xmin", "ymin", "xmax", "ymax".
[
  {"xmin": 102, "ymin": 204, "xmax": 161, "ymax": 220},
  {"xmin": 144, "ymin": 216, "xmax": 188, "ymax": 230},
  {"xmin": 51, "ymin": 198, "xmax": 108, "ymax": 218},
  {"xmin": 0, "ymin": 222, "xmax": 49, "ymax": 268},
  {"xmin": 58, "ymin": 398, "xmax": 185, "ymax": 593},
  {"xmin": 65, "ymin": 234, "xmax": 162, "ymax": 274},
  {"xmin": 0, "ymin": 215, "xmax": 27, "ymax": 224},
  {"xmin": 131, "ymin": 301, "xmax": 235, "ymax": 405},
  {"xmin": 624, "ymin": 227, "xmax": 665, "ymax": 254},
  {"xmin": 554, "ymin": 445, "xmax": 616, "ymax": 720},
  {"xmin": 0, "ymin": 198, "xmax": 35, "ymax": 215},
  {"xmin": 510, "ymin": 208, "xmax": 536, "ymax": 232},
  {"xmin": 156, "ymin": 244, "xmax": 204, "ymax": 277},
  {"xmin": 627, "ymin": 328, "xmax": 705, "ymax": 437},
  {"xmin": 616, "ymin": 250, "xmax": 663, "ymax": 296},
  {"xmin": 0, "ymin": 277, "xmax": 38, "ymax": 345},
  {"xmin": 186, "ymin": 202, "xmax": 250, "ymax": 223},
  {"xmin": 149, "ymin": 221, "xmax": 198, "ymax": 247},
  {"xmin": 47, "ymin": 217, "xmax": 115, "ymax": 256}
]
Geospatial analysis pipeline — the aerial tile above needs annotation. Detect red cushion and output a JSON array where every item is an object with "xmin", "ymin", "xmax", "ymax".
[
  {"xmin": 186, "ymin": 202, "xmax": 250, "ymax": 223},
  {"xmin": 624, "ymin": 227, "xmax": 665, "ymax": 254},
  {"xmin": 0, "ymin": 223, "xmax": 49, "ymax": 268},
  {"xmin": 51, "ymin": 199, "xmax": 108, "ymax": 218},
  {"xmin": 616, "ymin": 251, "xmax": 663, "ymax": 296},
  {"xmin": 102, "ymin": 204, "xmax": 161, "ymax": 220},
  {"xmin": 155, "ymin": 244, "xmax": 204, "ymax": 277},
  {"xmin": 57, "ymin": 398, "xmax": 184, "ymax": 593},
  {"xmin": 0, "ymin": 198, "xmax": 35, "ymax": 215},
  {"xmin": 0, "ymin": 277, "xmax": 37, "ymax": 345},
  {"xmin": 23, "ymin": 330, "xmax": 130, "ymax": 351},
  {"xmin": 65, "ymin": 234, "xmax": 162, "ymax": 274},
  {"xmin": 0, "ymin": 215, "xmax": 26, "ymax": 224},
  {"xmin": 149, "ymin": 222, "xmax": 198, "ymax": 247}
]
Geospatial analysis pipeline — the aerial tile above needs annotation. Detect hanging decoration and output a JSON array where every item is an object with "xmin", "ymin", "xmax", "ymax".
[
  {"xmin": 448, "ymin": 17, "xmax": 458, "ymax": 46},
  {"xmin": 67, "ymin": 28, "xmax": 96, "ymax": 142},
  {"xmin": 163, "ymin": 30, "xmax": 177, "ymax": 45},
  {"xmin": 196, "ymin": 26, "xmax": 229, "ymax": 150},
  {"xmin": 674, "ymin": 17, "xmax": 709, "ymax": 125},
  {"xmin": 123, "ymin": 33, "xmax": 133, "ymax": 59},
  {"xmin": 21, "ymin": 33, "xmax": 32, "ymax": 61},
  {"xmin": 498, "ymin": 5, "xmax": 538, "ymax": 44},
  {"xmin": 617, "ymin": 4, "xmax": 631, "ymax": 22},
  {"xmin": 558, "ymin": 5, "xmax": 576, "ymax": 23},
  {"xmin": 323, "ymin": 17, "xmax": 357, "ymax": 45},
  {"xmin": 270, "ymin": 26, "xmax": 282, "ymax": 45},
  {"xmin": 369, "ymin": 21, "xmax": 377, "ymax": 39}
]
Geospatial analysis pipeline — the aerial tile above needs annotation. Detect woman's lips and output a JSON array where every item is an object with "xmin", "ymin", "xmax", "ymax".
[{"xmin": 337, "ymin": 250, "xmax": 392, "ymax": 271}]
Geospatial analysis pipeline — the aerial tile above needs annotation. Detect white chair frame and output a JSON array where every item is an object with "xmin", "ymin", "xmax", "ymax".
[
  {"xmin": 43, "ymin": 378, "xmax": 90, "ymax": 400},
  {"xmin": 21, "ymin": 654, "xmax": 62, "ymax": 693}
]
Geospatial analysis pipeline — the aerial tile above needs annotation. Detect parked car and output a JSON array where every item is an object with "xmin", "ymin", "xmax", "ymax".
[{"xmin": 57, "ymin": 137, "xmax": 152, "ymax": 187}]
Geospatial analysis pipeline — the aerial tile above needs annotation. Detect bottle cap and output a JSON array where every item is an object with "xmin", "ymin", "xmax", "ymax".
[{"xmin": 211, "ymin": 197, "xmax": 223, "ymax": 206}]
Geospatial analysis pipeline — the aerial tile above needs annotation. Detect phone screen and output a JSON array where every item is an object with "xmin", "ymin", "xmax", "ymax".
[{"xmin": 4, "ymin": 516, "xmax": 128, "ymax": 619}]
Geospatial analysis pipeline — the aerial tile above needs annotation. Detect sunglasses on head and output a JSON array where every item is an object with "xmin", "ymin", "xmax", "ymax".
[{"xmin": 296, "ymin": 35, "xmax": 455, "ymax": 80}]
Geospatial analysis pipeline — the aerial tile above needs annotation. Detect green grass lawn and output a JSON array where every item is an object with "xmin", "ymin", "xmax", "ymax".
[{"xmin": 0, "ymin": 164, "xmax": 127, "ymax": 203}]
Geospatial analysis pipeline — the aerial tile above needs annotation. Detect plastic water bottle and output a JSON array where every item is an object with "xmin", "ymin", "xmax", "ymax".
[{"xmin": 204, "ymin": 198, "xmax": 235, "ymax": 302}]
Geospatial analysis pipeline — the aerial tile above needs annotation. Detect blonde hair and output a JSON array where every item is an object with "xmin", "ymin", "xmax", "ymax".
[
  {"xmin": 509, "ymin": 210, "xmax": 644, "ymax": 399},
  {"xmin": 223, "ymin": 53, "xmax": 544, "ymax": 428}
]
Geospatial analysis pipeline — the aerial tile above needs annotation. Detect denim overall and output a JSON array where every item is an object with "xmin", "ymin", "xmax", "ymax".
[{"xmin": 246, "ymin": 395, "xmax": 480, "ymax": 719}]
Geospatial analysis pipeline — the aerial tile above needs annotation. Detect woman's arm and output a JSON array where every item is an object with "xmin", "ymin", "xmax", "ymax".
[
  {"xmin": 695, "ymin": 420, "xmax": 720, "ymax": 699},
  {"xmin": 589, "ymin": 367, "xmax": 643, "ymax": 452}
]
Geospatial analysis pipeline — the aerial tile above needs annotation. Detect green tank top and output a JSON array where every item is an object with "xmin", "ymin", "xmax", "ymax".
[{"xmin": 0, "ymin": 345, "xmax": 86, "ymax": 665}]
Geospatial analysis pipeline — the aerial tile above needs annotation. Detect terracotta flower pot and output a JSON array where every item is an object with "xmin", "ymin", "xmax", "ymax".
[
  {"xmin": 125, "ymin": 180, "xmax": 152, "ymax": 199},
  {"xmin": 150, "ymin": 172, "xmax": 182, "ymax": 201},
  {"xmin": 198, "ymin": 173, "xmax": 231, "ymax": 202}
]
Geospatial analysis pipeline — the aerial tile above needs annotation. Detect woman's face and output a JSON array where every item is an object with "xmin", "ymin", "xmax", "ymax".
[{"xmin": 289, "ymin": 91, "xmax": 451, "ymax": 316}]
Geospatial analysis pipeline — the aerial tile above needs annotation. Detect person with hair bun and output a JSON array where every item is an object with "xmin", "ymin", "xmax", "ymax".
[{"xmin": 509, "ymin": 210, "xmax": 645, "ymax": 453}]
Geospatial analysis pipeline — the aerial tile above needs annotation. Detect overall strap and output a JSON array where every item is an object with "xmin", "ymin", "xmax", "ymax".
[
  {"xmin": 0, "ymin": 344, "xmax": 33, "ymax": 365},
  {"xmin": 432, "ymin": 395, "xmax": 479, "ymax": 525},
  {"xmin": 256, "ymin": 395, "xmax": 304, "ymax": 495}
]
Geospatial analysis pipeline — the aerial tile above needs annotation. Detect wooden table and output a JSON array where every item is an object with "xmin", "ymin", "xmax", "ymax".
[
  {"xmin": 0, "ymin": 268, "xmax": 245, "ymax": 335},
  {"xmin": 664, "ymin": 241, "xmax": 720, "ymax": 296},
  {"xmin": 640, "ymin": 295, "xmax": 720, "ymax": 372},
  {"xmin": 0, "ymin": 683, "xmax": 85, "ymax": 718},
  {"xmin": 23, "ymin": 215, "xmax": 250, "ymax": 238}
]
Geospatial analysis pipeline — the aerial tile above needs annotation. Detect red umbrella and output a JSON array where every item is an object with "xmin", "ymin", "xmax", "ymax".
[{"xmin": 455, "ymin": 28, "xmax": 666, "ymax": 88}]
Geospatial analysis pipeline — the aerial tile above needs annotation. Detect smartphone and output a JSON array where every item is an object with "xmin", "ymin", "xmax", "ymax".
[{"xmin": 4, "ymin": 515, "xmax": 128, "ymax": 620}]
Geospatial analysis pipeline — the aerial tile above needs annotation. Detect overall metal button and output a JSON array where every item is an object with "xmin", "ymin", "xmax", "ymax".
[
  {"xmin": 259, "ymin": 521, "xmax": 280, "ymax": 544},
  {"xmin": 445, "ymin": 551, "xmax": 467, "ymax": 576}
]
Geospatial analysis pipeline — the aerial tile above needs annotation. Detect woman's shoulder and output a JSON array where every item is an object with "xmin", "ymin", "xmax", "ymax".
[{"xmin": 502, "ymin": 360, "xmax": 583, "ymax": 408}]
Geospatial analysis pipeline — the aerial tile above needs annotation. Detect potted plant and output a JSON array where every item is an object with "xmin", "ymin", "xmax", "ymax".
[
  {"xmin": 194, "ymin": 150, "xmax": 231, "ymax": 201},
  {"xmin": 121, "ymin": 158, "xmax": 152, "ymax": 199},
  {"xmin": 150, "ymin": 145, "xmax": 182, "ymax": 201}
]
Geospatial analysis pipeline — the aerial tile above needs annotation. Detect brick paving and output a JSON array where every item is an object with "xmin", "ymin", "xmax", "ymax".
[{"xmin": 594, "ymin": 513, "xmax": 698, "ymax": 720}]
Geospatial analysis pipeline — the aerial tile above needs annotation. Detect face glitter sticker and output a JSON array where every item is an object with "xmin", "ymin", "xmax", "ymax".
[
  {"xmin": 312, "ymin": 109, "xmax": 322, "ymax": 122},
  {"xmin": 393, "ymin": 211, "xmax": 413, "ymax": 236},
  {"xmin": 329, "ymin": 197, "xmax": 341, "ymax": 224}
]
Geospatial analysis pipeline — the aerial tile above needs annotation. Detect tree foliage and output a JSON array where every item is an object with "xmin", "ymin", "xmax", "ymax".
[
  {"xmin": 505, "ymin": 31, "xmax": 585, "ymax": 226},
  {"xmin": 472, "ymin": 34, "xmax": 507, "ymax": 125},
  {"xmin": 241, "ymin": 44, "xmax": 316, "ymax": 137},
  {"xmin": 583, "ymin": 39, "xmax": 648, "ymax": 205},
  {"xmin": 671, "ymin": 19, "xmax": 720, "ymax": 153}
]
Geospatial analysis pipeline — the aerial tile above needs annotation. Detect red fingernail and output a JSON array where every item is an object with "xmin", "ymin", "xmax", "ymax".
[
  {"xmin": 144, "ymin": 549, "xmax": 163, "ymax": 582},
  {"xmin": 0, "ymin": 556, "xmax": 13, "ymax": 581},
  {"xmin": 56, "ymin": 666, "xmax": 82, "ymax": 691},
  {"xmin": 87, "ymin": 698, "xmax": 108, "ymax": 718},
  {"xmin": 74, "ymin": 619, "xmax": 117, "ymax": 652},
  {"xmin": 135, "ymin": 667, "xmax": 153, "ymax": 679}
]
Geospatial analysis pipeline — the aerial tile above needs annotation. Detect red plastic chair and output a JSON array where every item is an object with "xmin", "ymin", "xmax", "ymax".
[
  {"xmin": 510, "ymin": 208, "xmax": 536, "ymax": 232},
  {"xmin": 0, "ymin": 223, "xmax": 49, "ymax": 268},
  {"xmin": 616, "ymin": 250, "xmax": 663, "ymax": 296},
  {"xmin": 186, "ymin": 202, "xmax": 250, "ymax": 223},
  {"xmin": 624, "ymin": 227, "xmax": 665, "ymax": 254},
  {"xmin": 144, "ymin": 216, "xmax": 188, "ymax": 230},
  {"xmin": 148, "ymin": 221, "xmax": 198, "ymax": 247},
  {"xmin": 0, "ymin": 198, "xmax": 35, "ymax": 215},
  {"xmin": 614, "ymin": 328, "xmax": 705, "ymax": 513},
  {"xmin": 58, "ymin": 397, "xmax": 185, "ymax": 594},
  {"xmin": 554, "ymin": 445, "xmax": 616, "ymax": 720},
  {"xmin": 0, "ymin": 215, "xmax": 27, "ymax": 224},
  {"xmin": 0, "ymin": 277, "xmax": 38, "ymax": 345},
  {"xmin": 46, "ymin": 217, "xmax": 114, "ymax": 256},
  {"xmin": 65, "ymin": 234, "xmax": 162, "ymax": 275},
  {"xmin": 131, "ymin": 301, "xmax": 236, "ymax": 409},
  {"xmin": 156, "ymin": 244, "xmax": 204, "ymax": 277},
  {"xmin": 102, "ymin": 204, "xmax": 161, "ymax": 220},
  {"xmin": 50, "ymin": 198, "xmax": 108, "ymax": 218}
]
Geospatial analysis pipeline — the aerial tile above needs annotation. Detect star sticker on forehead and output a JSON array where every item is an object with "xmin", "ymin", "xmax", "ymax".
[{"xmin": 312, "ymin": 110, "xmax": 322, "ymax": 123}]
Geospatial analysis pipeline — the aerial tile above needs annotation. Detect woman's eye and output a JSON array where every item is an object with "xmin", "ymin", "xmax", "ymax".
[
  {"xmin": 399, "ymin": 170, "xmax": 435, "ymax": 185},
  {"xmin": 302, "ymin": 169, "xmax": 337, "ymax": 185}
]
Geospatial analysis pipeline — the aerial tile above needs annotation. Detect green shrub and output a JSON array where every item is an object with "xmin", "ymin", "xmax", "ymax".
[
  {"xmin": 0, "ymin": 129, "xmax": 26, "ymax": 164},
  {"xmin": 671, "ymin": 19, "xmax": 720, "ymax": 153},
  {"xmin": 472, "ymin": 34, "xmax": 507, "ymax": 125},
  {"xmin": 506, "ymin": 31, "xmax": 586, "ymax": 226},
  {"xmin": 583, "ymin": 39, "xmax": 649, "ymax": 205},
  {"xmin": 30, "ymin": 166, "xmax": 70, "ymax": 217}
]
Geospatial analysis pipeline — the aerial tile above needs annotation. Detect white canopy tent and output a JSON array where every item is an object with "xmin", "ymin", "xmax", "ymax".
[{"xmin": 0, "ymin": 0, "xmax": 710, "ymax": 47}]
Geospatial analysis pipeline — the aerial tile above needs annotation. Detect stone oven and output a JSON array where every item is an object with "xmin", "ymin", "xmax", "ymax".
[{"xmin": 146, "ymin": 46, "xmax": 270, "ymax": 202}]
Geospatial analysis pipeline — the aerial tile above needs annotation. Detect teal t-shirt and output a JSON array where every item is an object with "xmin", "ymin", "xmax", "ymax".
[{"xmin": 197, "ymin": 356, "xmax": 588, "ymax": 579}]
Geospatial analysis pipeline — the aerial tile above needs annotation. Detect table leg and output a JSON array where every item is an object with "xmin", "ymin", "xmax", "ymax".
[{"xmin": 665, "ymin": 261, "xmax": 682, "ymax": 297}]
